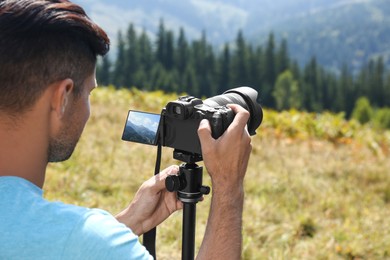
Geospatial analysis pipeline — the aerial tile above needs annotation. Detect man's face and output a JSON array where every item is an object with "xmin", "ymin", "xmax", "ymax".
[{"xmin": 47, "ymin": 72, "xmax": 97, "ymax": 163}]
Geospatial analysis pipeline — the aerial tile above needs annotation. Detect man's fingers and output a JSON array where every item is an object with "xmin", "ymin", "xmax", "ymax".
[
  {"xmin": 150, "ymin": 165, "xmax": 179, "ymax": 191},
  {"xmin": 226, "ymin": 104, "xmax": 250, "ymax": 130},
  {"xmin": 198, "ymin": 119, "xmax": 214, "ymax": 150}
]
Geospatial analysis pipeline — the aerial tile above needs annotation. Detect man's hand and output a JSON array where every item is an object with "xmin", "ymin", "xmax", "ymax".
[
  {"xmin": 196, "ymin": 104, "xmax": 252, "ymax": 260},
  {"xmin": 116, "ymin": 165, "xmax": 183, "ymax": 236},
  {"xmin": 198, "ymin": 104, "xmax": 252, "ymax": 193}
]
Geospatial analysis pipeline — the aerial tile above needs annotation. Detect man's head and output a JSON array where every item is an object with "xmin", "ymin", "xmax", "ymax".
[
  {"xmin": 0, "ymin": 0, "xmax": 110, "ymax": 162},
  {"xmin": 0, "ymin": 0, "xmax": 109, "ymax": 114}
]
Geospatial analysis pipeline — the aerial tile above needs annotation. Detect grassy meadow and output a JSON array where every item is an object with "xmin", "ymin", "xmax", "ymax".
[{"xmin": 45, "ymin": 87, "xmax": 390, "ymax": 259}]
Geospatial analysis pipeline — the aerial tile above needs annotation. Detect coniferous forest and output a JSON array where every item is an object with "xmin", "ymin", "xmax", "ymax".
[{"xmin": 96, "ymin": 21, "xmax": 390, "ymax": 121}]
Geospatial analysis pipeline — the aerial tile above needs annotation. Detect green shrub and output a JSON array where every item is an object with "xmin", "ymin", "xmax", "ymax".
[
  {"xmin": 374, "ymin": 107, "xmax": 390, "ymax": 129},
  {"xmin": 351, "ymin": 96, "xmax": 373, "ymax": 124}
]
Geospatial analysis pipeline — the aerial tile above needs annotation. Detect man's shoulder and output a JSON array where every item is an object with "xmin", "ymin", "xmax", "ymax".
[
  {"xmin": 0, "ymin": 176, "xmax": 90, "ymax": 222},
  {"xmin": 0, "ymin": 176, "xmax": 151, "ymax": 259},
  {"xmin": 0, "ymin": 176, "xmax": 95, "ymax": 245}
]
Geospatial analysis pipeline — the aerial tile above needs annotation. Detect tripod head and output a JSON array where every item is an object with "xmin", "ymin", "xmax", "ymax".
[
  {"xmin": 172, "ymin": 150, "xmax": 203, "ymax": 164},
  {"xmin": 166, "ymin": 149, "xmax": 210, "ymax": 203},
  {"xmin": 165, "ymin": 149, "xmax": 210, "ymax": 260}
]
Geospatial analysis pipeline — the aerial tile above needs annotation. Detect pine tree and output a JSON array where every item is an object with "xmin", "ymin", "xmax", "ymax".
[
  {"xmin": 385, "ymin": 73, "xmax": 390, "ymax": 107},
  {"xmin": 112, "ymin": 31, "xmax": 127, "ymax": 88},
  {"xmin": 124, "ymin": 24, "xmax": 139, "ymax": 87},
  {"xmin": 367, "ymin": 60, "xmax": 376, "ymax": 104},
  {"xmin": 276, "ymin": 38, "xmax": 289, "ymax": 74},
  {"xmin": 250, "ymin": 46, "xmax": 265, "ymax": 96},
  {"xmin": 138, "ymin": 29, "xmax": 153, "ymax": 73},
  {"xmin": 320, "ymin": 70, "xmax": 336, "ymax": 111},
  {"xmin": 303, "ymin": 57, "xmax": 321, "ymax": 111},
  {"xmin": 290, "ymin": 60, "xmax": 301, "ymax": 82},
  {"xmin": 232, "ymin": 30, "xmax": 250, "ymax": 87},
  {"xmin": 263, "ymin": 32, "xmax": 276, "ymax": 107},
  {"xmin": 156, "ymin": 19, "xmax": 166, "ymax": 66},
  {"xmin": 339, "ymin": 64, "xmax": 355, "ymax": 115},
  {"xmin": 373, "ymin": 57, "xmax": 385, "ymax": 107},
  {"xmin": 356, "ymin": 62, "xmax": 370, "ymax": 98},
  {"xmin": 150, "ymin": 62, "xmax": 166, "ymax": 91},
  {"xmin": 165, "ymin": 31, "xmax": 175, "ymax": 70},
  {"xmin": 175, "ymin": 28, "xmax": 189, "ymax": 75},
  {"xmin": 265, "ymin": 33, "xmax": 276, "ymax": 85},
  {"xmin": 192, "ymin": 31, "xmax": 212, "ymax": 96},
  {"xmin": 96, "ymin": 55, "xmax": 111, "ymax": 86},
  {"xmin": 183, "ymin": 64, "xmax": 199, "ymax": 96},
  {"xmin": 217, "ymin": 43, "xmax": 231, "ymax": 94}
]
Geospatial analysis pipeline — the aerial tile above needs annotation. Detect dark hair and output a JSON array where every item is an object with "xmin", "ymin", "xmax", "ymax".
[{"xmin": 0, "ymin": 0, "xmax": 110, "ymax": 114}]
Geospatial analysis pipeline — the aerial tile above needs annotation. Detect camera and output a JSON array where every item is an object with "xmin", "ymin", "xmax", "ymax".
[
  {"xmin": 122, "ymin": 86, "xmax": 263, "ymax": 156},
  {"xmin": 122, "ymin": 87, "xmax": 263, "ymax": 255}
]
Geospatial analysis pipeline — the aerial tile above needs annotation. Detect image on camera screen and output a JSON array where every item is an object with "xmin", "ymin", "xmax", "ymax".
[{"xmin": 122, "ymin": 110, "xmax": 161, "ymax": 145}]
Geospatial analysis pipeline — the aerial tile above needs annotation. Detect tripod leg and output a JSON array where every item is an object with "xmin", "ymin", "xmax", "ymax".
[{"xmin": 182, "ymin": 203, "xmax": 196, "ymax": 260}]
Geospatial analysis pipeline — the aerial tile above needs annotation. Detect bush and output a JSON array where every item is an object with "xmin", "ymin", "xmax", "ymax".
[
  {"xmin": 351, "ymin": 97, "xmax": 373, "ymax": 124},
  {"xmin": 374, "ymin": 108, "xmax": 390, "ymax": 129}
]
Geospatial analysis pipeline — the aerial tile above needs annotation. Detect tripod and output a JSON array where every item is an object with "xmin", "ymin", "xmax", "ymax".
[{"xmin": 165, "ymin": 150, "xmax": 210, "ymax": 260}]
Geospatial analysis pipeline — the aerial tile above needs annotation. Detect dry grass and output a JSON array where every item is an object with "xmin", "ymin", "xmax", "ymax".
[{"xmin": 45, "ymin": 87, "xmax": 390, "ymax": 259}]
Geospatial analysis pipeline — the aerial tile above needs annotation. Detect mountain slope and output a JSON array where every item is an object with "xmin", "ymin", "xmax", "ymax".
[
  {"xmin": 122, "ymin": 121, "xmax": 156, "ymax": 145},
  {"xmin": 74, "ymin": 0, "xmax": 389, "ymax": 71},
  {"xmin": 252, "ymin": 0, "xmax": 390, "ymax": 72}
]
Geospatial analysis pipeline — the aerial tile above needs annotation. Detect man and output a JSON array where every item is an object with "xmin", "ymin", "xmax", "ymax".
[{"xmin": 0, "ymin": 0, "xmax": 252, "ymax": 259}]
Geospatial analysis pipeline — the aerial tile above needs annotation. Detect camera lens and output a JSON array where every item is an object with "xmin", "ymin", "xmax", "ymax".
[{"xmin": 203, "ymin": 87, "xmax": 263, "ymax": 135}]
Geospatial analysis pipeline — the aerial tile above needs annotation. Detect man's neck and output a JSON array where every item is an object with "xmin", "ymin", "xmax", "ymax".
[{"xmin": 0, "ymin": 114, "xmax": 49, "ymax": 188}]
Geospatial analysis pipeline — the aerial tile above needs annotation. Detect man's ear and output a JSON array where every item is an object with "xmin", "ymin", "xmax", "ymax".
[{"xmin": 51, "ymin": 79, "xmax": 74, "ymax": 118}]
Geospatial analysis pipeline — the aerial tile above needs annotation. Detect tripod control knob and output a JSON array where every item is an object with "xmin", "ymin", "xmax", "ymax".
[
  {"xmin": 200, "ymin": 186, "xmax": 211, "ymax": 195},
  {"xmin": 166, "ymin": 175, "xmax": 181, "ymax": 192}
]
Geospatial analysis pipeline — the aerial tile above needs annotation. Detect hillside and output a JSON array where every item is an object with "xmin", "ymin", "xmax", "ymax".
[
  {"xmin": 254, "ymin": 0, "xmax": 390, "ymax": 73},
  {"xmin": 74, "ymin": 0, "xmax": 390, "ymax": 72},
  {"xmin": 45, "ymin": 88, "xmax": 390, "ymax": 259}
]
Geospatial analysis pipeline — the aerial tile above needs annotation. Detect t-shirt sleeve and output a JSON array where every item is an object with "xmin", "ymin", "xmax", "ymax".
[{"xmin": 61, "ymin": 209, "xmax": 152, "ymax": 260}]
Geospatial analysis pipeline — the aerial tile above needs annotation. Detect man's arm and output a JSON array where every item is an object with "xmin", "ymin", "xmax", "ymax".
[{"xmin": 196, "ymin": 104, "xmax": 252, "ymax": 259}]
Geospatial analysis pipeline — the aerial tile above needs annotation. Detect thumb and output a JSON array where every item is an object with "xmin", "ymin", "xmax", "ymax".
[
  {"xmin": 198, "ymin": 119, "xmax": 214, "ymax": 152},
  {"xmin": 150, "ymin": 165, "xmax": 179, "ymax": 192}
]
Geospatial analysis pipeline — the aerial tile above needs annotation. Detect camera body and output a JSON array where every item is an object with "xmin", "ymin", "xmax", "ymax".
[
  {"xmin": 122, "ymin": 86, "xmax": 263, "ymax": 157},
  {"xmin": 161, "ymin": 96, "xmax": 235, "ymax": 155}
]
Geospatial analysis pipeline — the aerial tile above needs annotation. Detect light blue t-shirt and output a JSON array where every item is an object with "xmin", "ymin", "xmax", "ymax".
[{"xmin": 0, "ymin": 176, "xmax": 152, "ymax": 260}]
